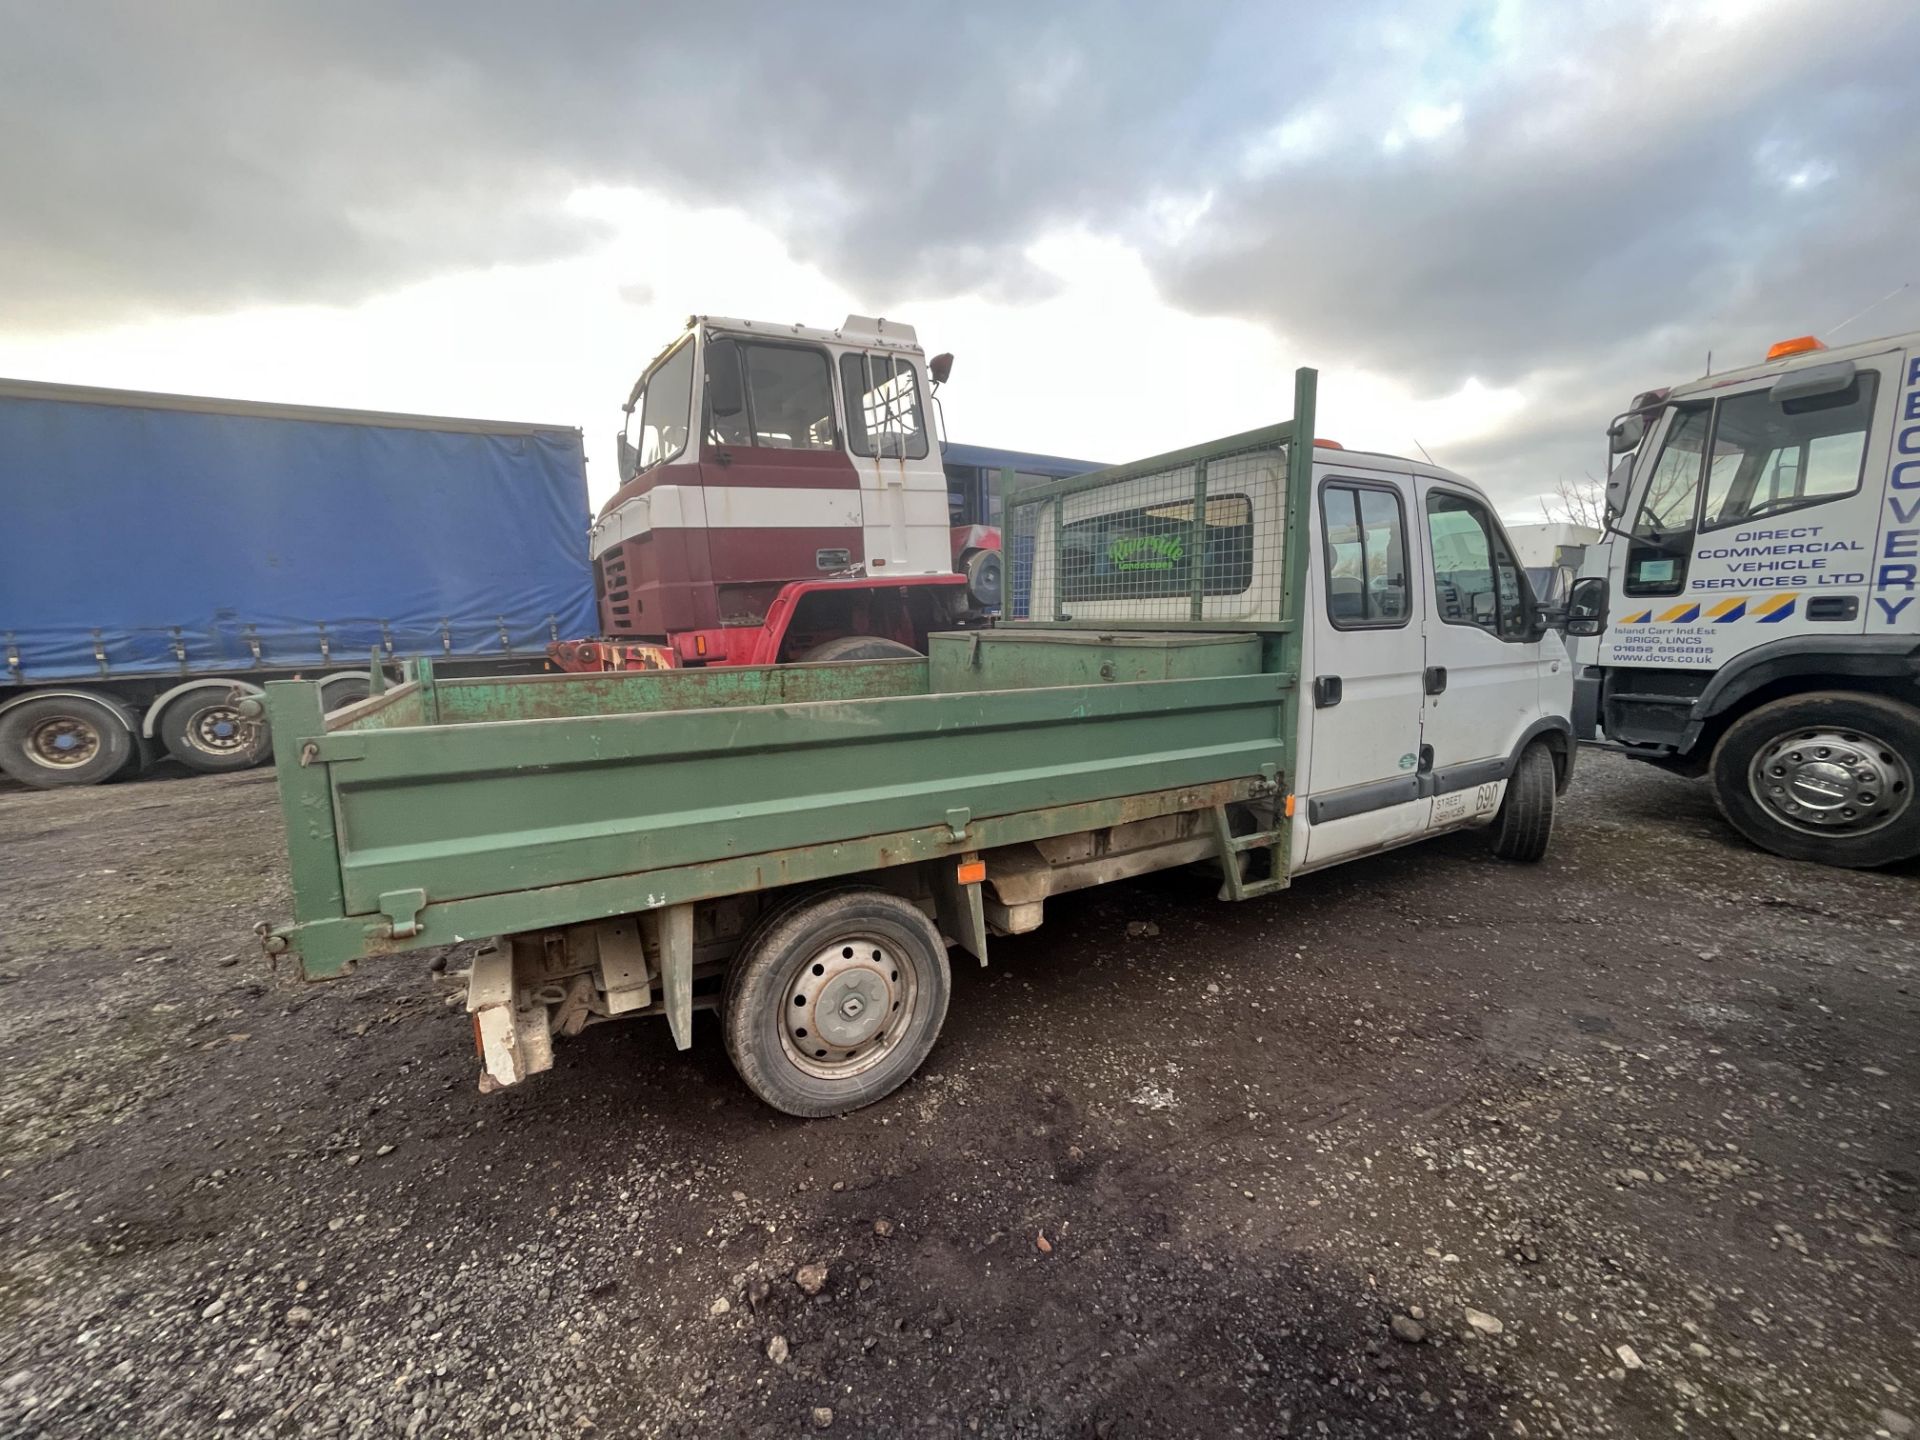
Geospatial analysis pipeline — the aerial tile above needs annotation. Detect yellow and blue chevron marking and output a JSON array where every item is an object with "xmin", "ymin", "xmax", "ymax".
[{"xmin": 1618, "ymin": 593, "xmax": 1804, "ymax": 625}]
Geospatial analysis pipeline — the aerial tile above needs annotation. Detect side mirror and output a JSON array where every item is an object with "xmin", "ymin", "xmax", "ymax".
[
  {"xmin": 705, "ymin": 337, "xmax": 746, "ymax": 418},
  {"xmin": 1565, "ymin": 575, "xmax": 1609, "ymax": 637},
  {"xmin": 1608, "ymin": 412, "xmax": 1647, "ymax": 455},
  {"xmin": 616, "ymin": 430, "xmax": 638, "ymax": 482},
  {"xmin": 929, "ymin": 352, "xmax": 954, "ymax": 385}
]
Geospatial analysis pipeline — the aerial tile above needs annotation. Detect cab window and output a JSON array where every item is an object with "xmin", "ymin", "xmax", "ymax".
[
  {"xmin": 624, "ymin": 339, "xmax": 694, "ymax": 473},
  {"xmin": 1623, "ymin": 402, "xmax": 1710, "ymax": 596},
  {"xmin": 1426, "ymin": 491, "xmax": 1529, "ymax": 640},
  {"xmin": 841, "ymin": 353, "xmax": 929, "ymax": 460},
  {"xmin": 706, "ymin": 341, "xmax": 837, "ymax": 451},
  {"xmin": 1698, "ymin": 374, "xmax": 1877, "ymax": 530},
  {"xmin": 1320, "ymin": 481, "xmax": 1410, "ymax": 627},
  {"xmin": 1060, "ymin": 494, "xmax": 1254, "ymax": 603}
]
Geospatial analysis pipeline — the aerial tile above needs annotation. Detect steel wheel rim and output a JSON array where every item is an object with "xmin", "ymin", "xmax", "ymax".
[
  {"xmin": 1747, "ymin": 725, "xmax": 1911, "ymax": 838},
  {"xmin": 778, "ymin": 932, "xmax": 918, "ymax": 1081},
  {"xmin": 25, "ymin": 715, "xmax": 101, "ymax": 769},
  {"xmin": 189, "ymin": 703, "xmax": 255, "ymax": 756}
]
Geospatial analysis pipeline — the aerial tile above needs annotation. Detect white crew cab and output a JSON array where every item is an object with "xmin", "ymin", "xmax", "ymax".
[{"xmin": 1018, "ymin": 441, "xmax": 1577, "ymax": 868}]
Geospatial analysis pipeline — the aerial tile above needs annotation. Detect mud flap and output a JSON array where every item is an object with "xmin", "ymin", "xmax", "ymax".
[
  {"xmin": 929, "ymin": 852, "xmax": 989, "ymax": 966},
  {"xmin": 466, "ymin": 941, "xmax": 554, "ymax": 1090}
]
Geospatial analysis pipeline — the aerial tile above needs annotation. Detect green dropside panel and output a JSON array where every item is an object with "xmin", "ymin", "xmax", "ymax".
[
  {"xmin": 417, "ymin": 660, "xmax": 931, "ymax": 727},
  {"xmin": 926, "ymin": 629, "xmax": 1263, "ymax": 692},
  {"xmin": 304, "ymin": 665, "xmax": 1290, "ymax": 916}
]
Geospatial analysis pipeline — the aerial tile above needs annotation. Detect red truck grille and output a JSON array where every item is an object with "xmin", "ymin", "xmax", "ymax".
[{"xmin": 599, "ymin": 549, "xmax": 634, "ymax": 630}]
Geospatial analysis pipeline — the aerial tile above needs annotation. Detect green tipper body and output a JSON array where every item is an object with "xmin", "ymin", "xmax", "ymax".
[{"xmin": 261, "ymin": 373, "xmax": 1319, "ymax": 980}]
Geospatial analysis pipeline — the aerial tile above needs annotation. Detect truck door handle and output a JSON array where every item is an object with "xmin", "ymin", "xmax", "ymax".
[
  {"xmin": 1424, "ymin": 666, "xmax": 1448, "ymax": 696},
  {"xmin": 1313, "ymin": 674, "xmax": 1342, "ymax": 708},
  {"xmin": 1805, "ymin": 595, "xmax": 1858, "ymax": 622}
]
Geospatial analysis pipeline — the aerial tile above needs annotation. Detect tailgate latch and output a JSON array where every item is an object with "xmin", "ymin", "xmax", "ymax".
[{"xmin": 376, "ymin": 888, "xmax": 428, "ymax": 940}]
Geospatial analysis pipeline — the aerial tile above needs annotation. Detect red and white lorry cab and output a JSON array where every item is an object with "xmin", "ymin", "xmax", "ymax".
[
  {"xmin": 548, "ymin": 315, "xmax": 1100, "ymax": 672},
  {"xmin": 1566, "ymin": 327, "xmax": 1920, "ymax": 868}
]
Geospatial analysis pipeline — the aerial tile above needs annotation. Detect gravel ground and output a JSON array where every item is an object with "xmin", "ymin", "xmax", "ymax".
[{"xmin": 0, "ymin": 750, "xmax": 1915, "ymax": 1439}]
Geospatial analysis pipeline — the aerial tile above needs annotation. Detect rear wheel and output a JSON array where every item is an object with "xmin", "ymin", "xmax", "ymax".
[
  {"xmin": 722, "ymin": 888, "xmax": 951, "ymax": 1117},
  {"xmin": 800, "ymin": 635, "xmax": 922, "ymax": 662},
  {"xmin": 0, "ymin": 694, "xmax": 134, "ymax": 788},
  {"xmin": 1488, "ymin": 742, "xmax": 1556, "ymax": 862},
  {"xmin": 156, "ymin": 687, "xmax": 272, "ymax": 773},
  {"xmin": 1710, "ymin": 692, "xmax": 1920, "ymax": 868}
]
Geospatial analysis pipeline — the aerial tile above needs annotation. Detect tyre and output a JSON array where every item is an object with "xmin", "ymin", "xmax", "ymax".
[
  {"xmin": 962, "ymin": 547, "xmax": 1003, "ymax": 610},
  {"xmin": 0, "ymin": 693, "xmax": 135, "ymax": 788},
  {"xmin": 800, "ymin": 635, "xmax": 923, "ymax": 662},
  {"xmin": 1709, "ymin": 691, "xmax": 1920, "ymax": 868},
  {"xmin": 318, "ymin": 673, "xmax": 373, "ymax": 713},
  {"xmin": 1488, "ymin": 742, "xmax": 1556, "ymax": 863},
  {"xmin": 721, "ymin": 888, "xmax": 951, "ymax": 1117},
  {"xmin": 156, "ymin": 687, "xmax": 272, "ymax": 774}
]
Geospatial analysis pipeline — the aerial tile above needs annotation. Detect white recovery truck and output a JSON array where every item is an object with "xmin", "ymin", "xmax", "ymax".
[{"xmin": 1567, "ymin": 328, "xmax": 1920, "ymax": 867}]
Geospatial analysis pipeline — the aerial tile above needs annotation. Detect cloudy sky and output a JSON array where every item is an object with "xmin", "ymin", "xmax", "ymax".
[{"xmin": 3, "ymin": 0, "xmax": 1917, "ymax": 515}]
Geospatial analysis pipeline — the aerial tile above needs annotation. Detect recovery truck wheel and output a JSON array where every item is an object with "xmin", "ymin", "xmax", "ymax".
[
  {"xmin": 722, "ymin": 888, "xmax": 951, "ymax": 1117},
  {"xmin": 800, "ymin": 635, "xmax": 923, "ymax": 662},
  {"xmin": 1488, "ymin": 741, "xmax": 1556, "ymax": 863},
  {"xmin": 156, "ymin": 687, "xmax": 272, "ymax": 774},
  {"xmin": 0, "ymin": 693, "xmax": 134, "ymax": 788},
  {"xmin": 1709, "ymin": 692, "xmax": 1920, "ymax": 868}
]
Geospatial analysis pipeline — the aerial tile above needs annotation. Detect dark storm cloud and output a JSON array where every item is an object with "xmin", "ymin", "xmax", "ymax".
[
  {"xmin": 1169, "ymin": 3, "xmax": 1920, "ymax": 372},
  {"xmin": 4, "ymin": 1, "xmax": 1917, "ymax": 503},
  {"xmin": 1155, "ymin": 0, "xmax": 1920, "ymax": 494},
  {"xmin": 0, "ymin": 1, "xmax": 1285, "ymax": 324}
]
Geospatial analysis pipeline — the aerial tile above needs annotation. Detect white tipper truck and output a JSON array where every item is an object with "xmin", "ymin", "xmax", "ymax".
[{"xmin": 1566, "ymin": 328, "xmax": 1920, "ymax": 867}]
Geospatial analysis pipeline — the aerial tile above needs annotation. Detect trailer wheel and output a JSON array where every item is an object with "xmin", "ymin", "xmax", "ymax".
[
  {"xmin": 317, "ymin": 673, "xmax": 373, "ymax": 713},
  {"xmin": 0, "ymin": 694, "xmax": 134, "ymax": 788},
  {"xmin": 1487, "ymin": 742, "xmax": 1555, "ymax": 863},
  {"xmin": 800, "ymin": 635, "xmax": 923, "ymax": 662},
  {"xmin": 156, "ymin": 688, "xmax": 272, "ymax": 773},
  {"xmin": 722, "ymin": 888, "xmax": 951, "ymax": 1117},
  {"xmin": 1710, "ymin": 692, "xmax": 1920, "ymax": 868}
]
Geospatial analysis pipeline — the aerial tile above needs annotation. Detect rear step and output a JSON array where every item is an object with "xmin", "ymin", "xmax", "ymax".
[{"xmin": 1208, "ymin": 805, "xmax": 1290, "ymax": 902}]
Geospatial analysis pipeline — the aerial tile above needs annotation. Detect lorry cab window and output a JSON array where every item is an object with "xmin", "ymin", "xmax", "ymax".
[
  {"xmin": 1697, "ymin": 373, "xmax": 1877, "ymax": 530},
  {"xmin": 633, "ymin": 340, "xmax": 695, "ymax": 471},
  {"xmin": 841, "ymin": 353, "xmax": 929, "ymax": 459},
  {"xmin": 706, "ymin": 342, "xmax": 836, "ymax": 451},
  {"xmin": 1622, "ymin": 402, "xmax": 1711, "ymax": 595}
]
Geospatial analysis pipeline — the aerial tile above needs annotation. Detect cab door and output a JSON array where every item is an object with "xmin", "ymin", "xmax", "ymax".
[
  {"xmin": 1416, "ymin": 480, "xmax": 1547, "ymax": 824},
  {"xmin": 1301, "ymin": 473, "xmax": 1430, "ymax": 865}
]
